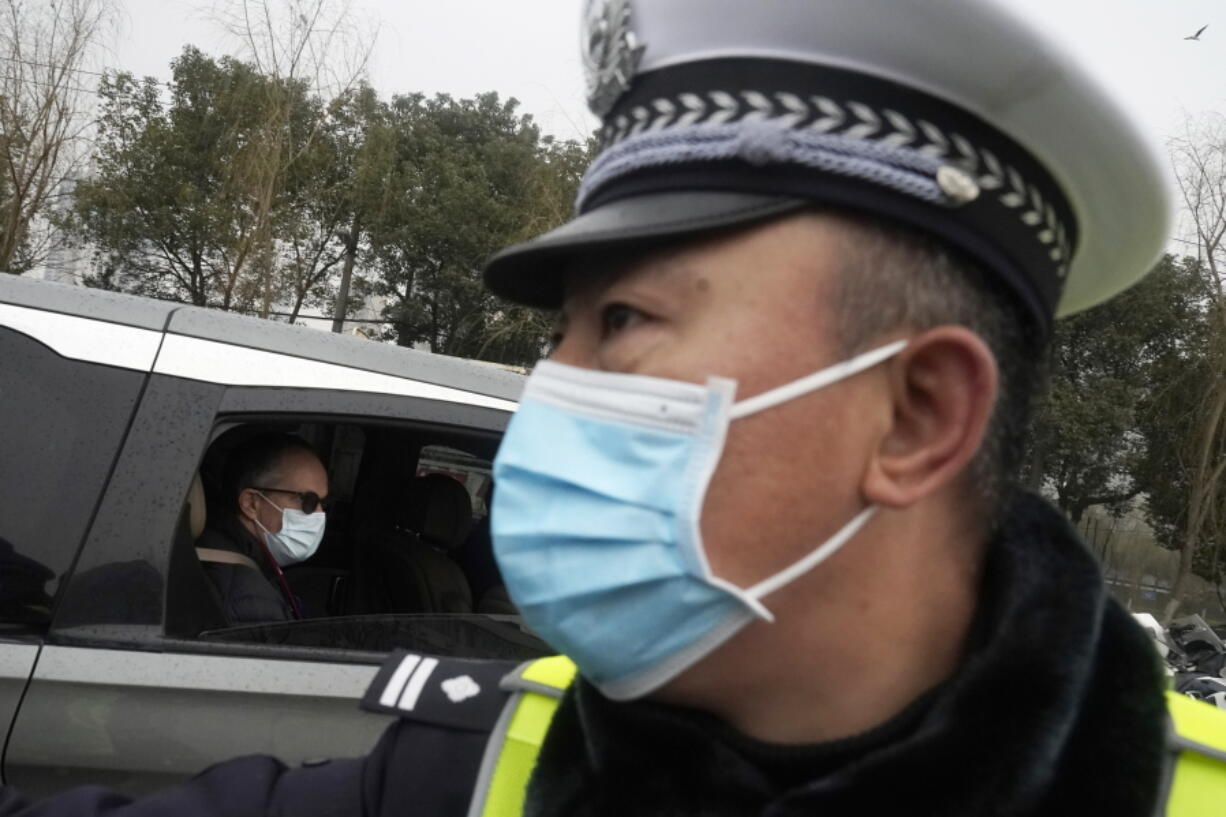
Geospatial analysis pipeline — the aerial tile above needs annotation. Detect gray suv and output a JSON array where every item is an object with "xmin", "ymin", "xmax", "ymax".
[{"xmin": 0, "ymin": 275, "xmax": 545, "ymax": 797}]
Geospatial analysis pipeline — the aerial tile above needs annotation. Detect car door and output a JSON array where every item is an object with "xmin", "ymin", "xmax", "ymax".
[
  {"xmin": 0, "ymin": 288, "xmax": 159, "ymax": 785},
  {"xmin": 3, "ymin": 318, "xmax": 521, "ymax": 797}
]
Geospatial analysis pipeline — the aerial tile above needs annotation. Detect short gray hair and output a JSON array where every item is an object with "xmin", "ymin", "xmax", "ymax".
[{"xmin": 826, "ymin": 212, "xmax": 1044, "ymax": 522}]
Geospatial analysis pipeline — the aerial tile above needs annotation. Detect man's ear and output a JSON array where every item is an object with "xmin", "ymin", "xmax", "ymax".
[
  {"xmin": 862, "ymin": 326, "xmax": 998, "ymax": 509},
  {"xmin": 237, "ymin": 488, "xmax": 261, "ymax": 523}
]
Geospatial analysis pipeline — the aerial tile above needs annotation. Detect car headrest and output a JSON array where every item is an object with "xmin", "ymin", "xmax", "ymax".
[
  {"xmin": 352, "ymin": 477, "xmax": 398, "ymax": 537},
  {"xmin": 401, "ymin": 474, "xmax": 473, "ymax": 551},
  {"xmin": 188, "ymin": 473, "xmax": 207, "ymax": 541}
]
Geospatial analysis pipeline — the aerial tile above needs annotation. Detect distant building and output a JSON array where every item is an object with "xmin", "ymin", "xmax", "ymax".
[
  {"xmin": 24, "ymin": 175, "xmax": 88, "ymax": 285},
  {"xmin": 286, "ymin": 292, "xmax": 391, "ymax": 339},
  {"xmin": 27, "ymin": 238, "xmax": 87, "ymax": 285}
]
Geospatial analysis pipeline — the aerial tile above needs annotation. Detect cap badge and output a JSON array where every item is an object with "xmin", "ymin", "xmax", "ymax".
[{"xmin": 583, "ymin": 0, "xmax": 644, "ymax": 117}]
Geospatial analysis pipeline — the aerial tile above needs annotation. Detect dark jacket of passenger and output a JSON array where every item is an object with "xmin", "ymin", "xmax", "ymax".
[
  {"xmin": 0, "ymin": 493, "xmax": 1170, "ymax": 816},
  {"xmin": 197, "ymin": 521, "xmax": 292, "ymax": 626}
]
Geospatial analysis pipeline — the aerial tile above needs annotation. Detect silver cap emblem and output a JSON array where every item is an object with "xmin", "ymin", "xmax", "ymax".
[{"xmin": 582, "ymin": 0, "xmax": 644, "ymax": 118}]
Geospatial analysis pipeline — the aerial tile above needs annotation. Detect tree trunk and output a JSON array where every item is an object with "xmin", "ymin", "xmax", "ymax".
[
  {"xmin": 331, "ymin": 217, "xmax": 360, "ymax": 333},
  {"xmin": 429, "ymin": 296, "xmax": 440, "ymax": 353},
  {"xmin": 1163, "ymin": 338, "xmax": 1226, "ymax": 625},
  {"xmin": 260, "ymin": 271, "xmax": 274, "ymax": 319},
  {"xmin": 1022, "ymin": 432, "xmax": 1047, "ymax": 492},
  {"xmin": 191, "ymin": 252, "xmax": 206, "ymax": 306},
  {"xmin": 289, "ymin": 289, "xmax": 307, "ymax": 324},
  {"xmin": 0, "ymin": 199, "xmax": 25, "ymax": 273}
]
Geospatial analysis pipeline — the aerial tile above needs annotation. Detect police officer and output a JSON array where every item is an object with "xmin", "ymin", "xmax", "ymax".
[{"xmin": 4, "ymin": 1, "xmax": 1226, "ymax": 815}]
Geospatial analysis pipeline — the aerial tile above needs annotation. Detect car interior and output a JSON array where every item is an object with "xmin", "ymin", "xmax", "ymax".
[{"xmin": 165, "ymin": 419, "xmax": 548, "ymax": 660}]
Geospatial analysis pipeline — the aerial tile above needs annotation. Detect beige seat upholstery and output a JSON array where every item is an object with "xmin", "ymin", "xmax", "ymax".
[
  {"xmin": 187, "ymin": 473, "xmax": 207, "ymax": 540},
  {"xmin": 166, "ymin": 473, "xmax": 231, "ymax": 636},
  {"xmin": 190, "ymin": 473, "xmax": 259, "ymax": 571}
]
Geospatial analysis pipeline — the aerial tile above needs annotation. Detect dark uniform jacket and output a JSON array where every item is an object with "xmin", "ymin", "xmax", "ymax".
[
  {"xmin": 0, "ymin": 493, "xmax": 1169, "ymax": 816},
  {"xmin": 197, "ymin": 522, "xmax": 293, "ymax": 625}
]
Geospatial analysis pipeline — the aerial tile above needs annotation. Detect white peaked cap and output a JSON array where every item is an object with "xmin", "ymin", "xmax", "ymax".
[{"xmin": 485, "ymin": 0, "xmax": 1173, "ymax": 331}]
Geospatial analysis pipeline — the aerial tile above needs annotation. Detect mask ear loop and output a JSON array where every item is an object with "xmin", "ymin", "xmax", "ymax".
[
  {"xmin": 250, "ymin": 491, "xmax": 277, "ymax": 534},
  {"xmin": 745, "ymin": 506, "xmax": 878, "ymax": 601},
  {"xmin": 728, "ymin": 339, "xmax": 908, "ymax": 420},
  {"xmin": 248, "ymin": 491, "xmax": 305, "ymax": 620},
  {"xmin": 723, "ymin": 339, "xmax": 907, "ymax": 606}
]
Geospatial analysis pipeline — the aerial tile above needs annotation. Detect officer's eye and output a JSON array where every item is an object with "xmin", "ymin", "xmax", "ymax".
[{"xmin": 600, "ymin": 303, "xmax": 644, "ymax": 337}]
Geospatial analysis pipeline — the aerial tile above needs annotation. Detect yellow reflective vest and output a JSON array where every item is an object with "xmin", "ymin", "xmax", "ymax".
[
  {"xmin": 1163, "ymin": 691, "xmax": 1226, "ymax": 815},
  {"xmin": 477, "ymin": 657, "xmax": 1226, "ymax": 817},
  {"xmin": 468, "ymin": 655, "xmax": 578, "ymax": 817}
]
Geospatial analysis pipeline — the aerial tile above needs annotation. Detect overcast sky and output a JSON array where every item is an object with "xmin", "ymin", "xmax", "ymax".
[{"xmin": 107, "ymin": 0, "xmax": 1225, "ymax": 145}]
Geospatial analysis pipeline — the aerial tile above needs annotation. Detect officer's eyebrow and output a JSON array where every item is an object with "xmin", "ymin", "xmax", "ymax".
[{"xmin": 558, "ymin": 249, "xmax": 695, "ymax": 322}]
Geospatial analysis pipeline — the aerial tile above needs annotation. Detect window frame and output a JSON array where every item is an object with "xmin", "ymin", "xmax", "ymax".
[{"xmin": 51, "ymin": 373, "xmax": 515, "ymax": 665}]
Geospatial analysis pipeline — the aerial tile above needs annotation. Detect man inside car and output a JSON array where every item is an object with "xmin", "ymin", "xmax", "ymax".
[{"xmin": 197, "ymin": 432, "xmax": 328, "ymax": 623}]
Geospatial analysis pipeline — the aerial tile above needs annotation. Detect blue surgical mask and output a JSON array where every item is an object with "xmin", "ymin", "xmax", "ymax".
[
  {"xmin": 254, "ymin": 493, "xmax": 326, "ymax": 567},
  {"xmin": 491, "ymin": 340, "xmax": 907, "ymax": 700}
]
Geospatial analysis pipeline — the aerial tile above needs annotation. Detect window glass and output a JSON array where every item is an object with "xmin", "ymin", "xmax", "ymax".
[
  {"xmin": 169, "ymin": 417, "xmax": 542, "ymax": 661},
  {"xmin": 0, "ymin": 328, "xmax": 143, "ymax": 631}
]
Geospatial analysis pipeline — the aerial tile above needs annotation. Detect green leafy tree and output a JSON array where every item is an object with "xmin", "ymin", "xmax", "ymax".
[
  {"xmin": 209, "ymin": 0, "xmax": 374, "ymax": 321},
  {"xmin": 1133, "ymin": 258, "xmax": 1213, "ymax": 563},
  {"xmin": 66, "ymin": 47, "xmax": 332, "ymax": 312},
  {"xmin": 265, "ymin": 83, "xmax": 391, "ymax": 323},
  {"xmin": 370, "ymin": 92, "xmax": 590, "ymax": 364},
  {"xmin": 1025, "ymin": 254, "xmax": 1208, "ymax": 525},
  {"xmin": 68, "ymin": 48, "xmax": 292, "ymax": 308}
]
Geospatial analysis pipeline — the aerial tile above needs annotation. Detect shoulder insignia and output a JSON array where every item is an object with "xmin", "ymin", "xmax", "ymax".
[{"xmin": 361, "ymin": 650, "xmax": 522, "ymax": 732}]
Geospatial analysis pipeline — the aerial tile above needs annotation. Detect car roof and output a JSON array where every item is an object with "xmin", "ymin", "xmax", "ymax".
[
  {"xmin": 1, "ymin": 272, "xmax": 175, "ymax": 330},
  {"xmin": 1, "ymin": 276, "xmax": 526, "ymax": 402}
]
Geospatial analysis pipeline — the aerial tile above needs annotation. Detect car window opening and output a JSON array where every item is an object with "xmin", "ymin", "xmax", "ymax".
[{"xmin": 165, "ymin": 419, "xmax": 545, "ymax": 661}]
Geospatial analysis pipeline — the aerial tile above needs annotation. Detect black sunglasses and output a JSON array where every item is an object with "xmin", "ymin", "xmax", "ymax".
[{"xmin": 251, "ymin": 486, "xmax": 328, "ymax": 514}]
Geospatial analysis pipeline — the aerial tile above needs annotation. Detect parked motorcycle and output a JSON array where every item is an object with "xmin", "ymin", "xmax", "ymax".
[{"xmin": 1135, "ymin": 612, "xmax": 1226, "ymax": 708}]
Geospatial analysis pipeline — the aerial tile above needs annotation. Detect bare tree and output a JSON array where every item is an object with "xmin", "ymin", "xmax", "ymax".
[
  {"xmin": 216, "ymin": 0, "xmax": 372, "ymax": 101},
  {"xmin": 0, "ymin": 0, "xmax": 114, "ymax": 274},
  {"xmin": 1163, "ymin": 114, "xmax": 1226, "ymax": 623},
  {"xmin": 209, "ymin": 0, "xmax": 375, "ymax": 318}
]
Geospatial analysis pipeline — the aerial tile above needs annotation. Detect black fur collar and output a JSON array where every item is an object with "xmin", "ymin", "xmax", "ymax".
[{"xmin": 525, "ymin": 493, "xmax": 1168, "ymax": 816}]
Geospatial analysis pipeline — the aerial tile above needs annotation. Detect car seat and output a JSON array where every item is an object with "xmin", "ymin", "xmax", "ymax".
[
  {"xmin": 476, "ymin": 584, "xmax": 519, "ymax": 616},
  {"xmin": 165, "ymin": 474, "xmax": 231, "ymax": 636},
  {"xmin": 365, "ymin": 474, "xmax": 475, "ymax": 614}
]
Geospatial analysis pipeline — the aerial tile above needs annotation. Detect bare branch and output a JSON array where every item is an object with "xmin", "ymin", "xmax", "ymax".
[
  {"xmin": 1162, "ymin": 113, "xmax": 1226, "ymax": 621},
  {"xmin": 0, "ymin": 0, "xmax": 116, "ymax": 273}
]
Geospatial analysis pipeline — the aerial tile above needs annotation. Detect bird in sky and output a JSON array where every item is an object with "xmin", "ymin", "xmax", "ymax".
[{"xmin": 1185, "ymin": 24, "xmax": 1209, "ymax": 41}]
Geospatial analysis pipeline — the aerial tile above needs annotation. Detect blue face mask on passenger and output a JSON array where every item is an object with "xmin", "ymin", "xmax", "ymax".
[{"xmin": 491, "ymin": 340, "xmax": 907, "ymax": 701}]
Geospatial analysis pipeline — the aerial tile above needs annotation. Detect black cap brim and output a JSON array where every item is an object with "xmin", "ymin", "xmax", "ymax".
[{"xmin": 484, "ymin": 191, "xmax": 806, "ymax": 308}]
